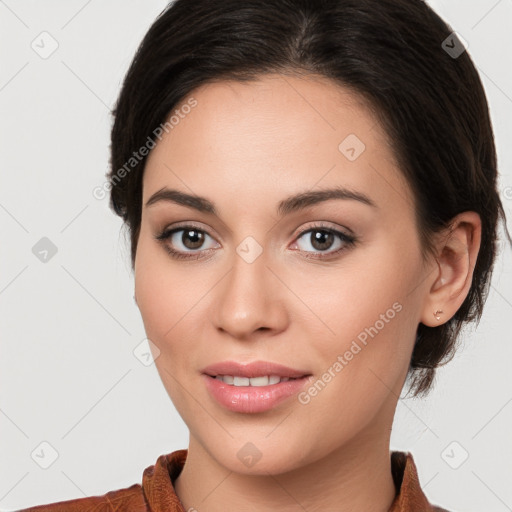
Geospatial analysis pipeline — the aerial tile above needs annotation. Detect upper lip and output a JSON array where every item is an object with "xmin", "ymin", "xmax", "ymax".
[{"xmin": 202, "ymin": 360, "xmax": 311, "ymax": 379}]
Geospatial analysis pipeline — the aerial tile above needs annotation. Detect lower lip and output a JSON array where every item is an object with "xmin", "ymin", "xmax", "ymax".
[{"xmin": 202, "ymin": 374, "xmax": 312, "ymax": 413}]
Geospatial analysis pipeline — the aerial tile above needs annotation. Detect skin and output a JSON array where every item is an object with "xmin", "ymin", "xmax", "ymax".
[{"xmin": 133, "ymin": 73, "xmax": 481, "ymax": 512}]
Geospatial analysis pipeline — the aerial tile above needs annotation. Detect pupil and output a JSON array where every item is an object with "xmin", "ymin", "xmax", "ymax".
[
  {"xmin": 183, "ymin": 229, "xmax": 204, "ymax": 249},
  {"xmin": 312, "ymin": 230, "xmax": 333, "ymax": 250}
]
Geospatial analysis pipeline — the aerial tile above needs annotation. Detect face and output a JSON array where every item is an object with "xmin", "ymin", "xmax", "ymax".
[{"xmin": 134, "ymin": 74, "xmax": 430, "ymax": 475}]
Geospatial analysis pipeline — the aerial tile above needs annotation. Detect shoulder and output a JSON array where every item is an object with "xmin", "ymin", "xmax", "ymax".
[
  {"xmin": 14, "ymin": 483, "xmax": 147, "ymax": 512},
  {"xmin": 14, "ymin": 449, "xmax": 188, "ymax": 512}
]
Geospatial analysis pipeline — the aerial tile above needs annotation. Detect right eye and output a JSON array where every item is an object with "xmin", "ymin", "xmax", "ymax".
[{"xmin": 155, "ymin": 225, "xmax": 220, "ymax": 260}]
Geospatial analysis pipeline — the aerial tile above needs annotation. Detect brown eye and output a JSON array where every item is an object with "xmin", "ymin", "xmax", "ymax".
[
  {"xmin": 155, "ymin": 225, "xmax": 220, "ymax": 260},
  {"xmin": 292, "ymin": 225, "xmax": 356, "ymax": 259},
  {"xmin": 309, "ymin": 230, "xmax": 335, "ymax": 251},
  {"xmin": 180, "ymin": 229, "xmax": 205, "ymax": 249}
]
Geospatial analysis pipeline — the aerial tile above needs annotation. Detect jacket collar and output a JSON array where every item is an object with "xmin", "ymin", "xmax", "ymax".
[{"xmin": 142, "ymin": 449, "xmax": 442, "ymax": 511}]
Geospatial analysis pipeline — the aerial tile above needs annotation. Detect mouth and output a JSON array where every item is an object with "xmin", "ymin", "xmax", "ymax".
[
  {"xmin": 201, "ymin": 360, "xmax": 312, "ymax": 385},
  {"xmin": 202, "ymin": 371, "xmax": 313, "ymax": 414},
  {"xmin": 206, "ymin": 374, "xmax": 304, "ymax": 386}
]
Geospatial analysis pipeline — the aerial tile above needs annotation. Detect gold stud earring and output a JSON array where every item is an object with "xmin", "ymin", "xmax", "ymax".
[{"xmin": 433, "ymin": 309, "xmax": 443, "ymax": 321}]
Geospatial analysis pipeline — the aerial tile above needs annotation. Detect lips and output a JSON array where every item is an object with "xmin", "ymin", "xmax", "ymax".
[
  {"xmin": 201, "ymin": 360, "xmax": 311, "ymax": 379},
  {"xmin": 202, "ymin": 373, "xmax": 313, "ymax": 413}
]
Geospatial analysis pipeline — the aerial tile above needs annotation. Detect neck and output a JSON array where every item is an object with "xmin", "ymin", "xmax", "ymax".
[{"xmin": 174, "ymin": 425, "xmax": 397, "ymax": 512}]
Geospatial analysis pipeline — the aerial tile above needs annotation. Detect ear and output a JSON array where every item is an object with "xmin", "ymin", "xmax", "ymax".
[{"xmin": 420, "ymin": 211, "xmax": 482, "ymax": 327}]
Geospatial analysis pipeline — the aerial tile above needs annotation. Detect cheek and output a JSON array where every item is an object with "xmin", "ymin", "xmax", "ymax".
[
  {"xmin": 134, "ymin": 233, "xmax": 190, "ymax": 350},
  {"xmin": 290, "ymin": 242, "xmax": 417, "ymax": 344},
  {"xmin": 293, "ymin": 294, "xmax": 416, "ymax": 451},
  {"xmin": 134, "ymin": 230, "xmax": 222, "ymax": 373},
  {"xmin": 134, "ymin": 236, "xmax": 205, "ymax": 412},
  {"xmin": 290, "ymin": 241, "xmax": 421, "ymax": 402}
]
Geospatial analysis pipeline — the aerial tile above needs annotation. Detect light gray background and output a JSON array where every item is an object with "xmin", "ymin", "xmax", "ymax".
[{"xmin": 1, "ymin": 1, "xmax": 511, "ymax": 510}]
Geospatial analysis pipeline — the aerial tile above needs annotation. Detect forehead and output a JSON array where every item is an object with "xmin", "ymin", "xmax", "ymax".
[{"xmin": 142, "ymin": 73, "xmax": 412, "ymax": 216}]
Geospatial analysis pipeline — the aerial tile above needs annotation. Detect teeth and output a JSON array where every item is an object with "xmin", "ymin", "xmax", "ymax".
[
  {"xmin": 234, "ymin": 376, "xmax": 250, "ymax": 386},
  {"xmin": 214, "ymin": 375, "xmax": 294, "ymax": 386}
]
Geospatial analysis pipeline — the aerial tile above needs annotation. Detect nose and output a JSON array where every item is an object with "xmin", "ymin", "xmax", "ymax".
[{"xmin": 212, "ymin": 248, "xmax": 289, "ymax": 340}]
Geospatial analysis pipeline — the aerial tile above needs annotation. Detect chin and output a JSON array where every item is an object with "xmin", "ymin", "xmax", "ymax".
[{"xmin": 199, "ymin": 434, "xmax": 316, "ymax": 476}]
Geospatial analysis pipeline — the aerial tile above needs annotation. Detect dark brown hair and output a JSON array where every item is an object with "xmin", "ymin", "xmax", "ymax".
[{"xmin": 108, "ymin": 0, "xmax": 510, "ymax": 396}]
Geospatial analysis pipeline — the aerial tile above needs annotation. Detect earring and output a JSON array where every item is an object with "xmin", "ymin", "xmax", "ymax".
[{"xmin": 433, "ymin": 309, "xmax": 443, "ymax": 321}]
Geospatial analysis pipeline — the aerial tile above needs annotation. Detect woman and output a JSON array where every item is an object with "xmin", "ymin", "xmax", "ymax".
[{"xmin": 18, "ymin": 0, "xmax": 510, "ymax": 510}]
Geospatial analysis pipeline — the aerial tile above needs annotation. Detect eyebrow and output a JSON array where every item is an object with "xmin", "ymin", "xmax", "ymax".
[{"xmin": 144, "ymin": 186, "xmax": 377, "ymax": 216}]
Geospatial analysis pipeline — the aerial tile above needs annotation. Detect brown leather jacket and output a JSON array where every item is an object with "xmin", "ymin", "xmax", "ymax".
[{"xmin": 16, "ymin": 450, "xmax": 449, "ymax": 511}]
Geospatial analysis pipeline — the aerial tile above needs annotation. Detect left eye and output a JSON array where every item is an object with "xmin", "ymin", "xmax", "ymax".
[{"xmin": 292, "ymin": 227, "xmax": 355, "ymax": 256}]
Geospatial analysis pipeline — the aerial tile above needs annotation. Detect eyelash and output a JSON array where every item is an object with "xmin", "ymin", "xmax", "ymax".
[{"xmin": 154, "ymin": 222, "xmax": 357, "ymax": 261}]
